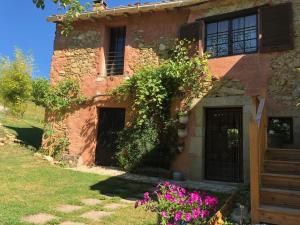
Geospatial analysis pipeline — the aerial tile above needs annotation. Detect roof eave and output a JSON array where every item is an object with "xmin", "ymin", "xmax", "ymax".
[{"xmin": 47, "ymin": 0, "xmax": 209, "ymax": 23}]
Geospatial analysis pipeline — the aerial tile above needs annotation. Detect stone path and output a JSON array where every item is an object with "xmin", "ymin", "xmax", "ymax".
[
  {"xmin": 22, "ymin": 213, "xmax": 57, "ymax": 225},
  {"xmin": 69, "ymin": 166, "xmax": 237, "ymax": 193},
  {"xmin": 81, "ymin": 198, "xmax": 102, "ymax": 206},
  {"xmin": 21, "ymin": 197, "xmax": 132, "ymax": 225},
  {"xmin": 80, "ymin": 211, "xmax": 113, "ymax": 220},
  {"xmin": 56, "ymin": 204, "xmax": 82, "ymax": 213}
]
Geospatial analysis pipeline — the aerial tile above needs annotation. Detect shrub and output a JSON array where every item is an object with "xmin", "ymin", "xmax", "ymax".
[
  {"xmin": 135, "ymin": 182, "xmax": 218, "ymax": 225},
  {"xmin": 0, "ymin": 49, "xmax": 33, "ymax": 116}
]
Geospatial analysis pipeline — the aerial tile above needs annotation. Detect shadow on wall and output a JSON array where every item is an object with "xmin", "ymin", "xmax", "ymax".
[{"xmin": 4, "ymin": 125, "xmax": 43, "ymax": 150}]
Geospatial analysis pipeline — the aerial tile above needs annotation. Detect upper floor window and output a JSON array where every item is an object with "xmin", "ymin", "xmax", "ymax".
[
  {"xmin": 205, "ymin": 14, "xmax": 257, "ymax": 57},
  {"xmin": 106, "ymin": 27, "xmax": 126, "ymax": 76}
]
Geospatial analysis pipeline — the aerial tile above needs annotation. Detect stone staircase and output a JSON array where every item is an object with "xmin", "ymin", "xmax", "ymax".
[{"xmin": 258, "ymin": 148, "xmax": 300, "ymax": 225}]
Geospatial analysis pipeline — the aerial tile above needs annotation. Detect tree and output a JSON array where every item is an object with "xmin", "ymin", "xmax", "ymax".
[
  {"xmin": 0, "ymin": 49, "xmax": 33, "ymax": 116},
  {"xmin": 33, "ymin": 0, "xmax": 88, "ymax": 36}
]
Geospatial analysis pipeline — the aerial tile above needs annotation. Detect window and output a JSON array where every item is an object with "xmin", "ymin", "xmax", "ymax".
[
  {"xmin": 205, "ymin": 14, "xmax": 257, "ymax": 57},
  {"xmin": 106, "ymin": 27, "xmax": 126, "ymax": 76},
  {"xmin": 268, "ymin": 117, "xmax": 293, "ymax": 145}
]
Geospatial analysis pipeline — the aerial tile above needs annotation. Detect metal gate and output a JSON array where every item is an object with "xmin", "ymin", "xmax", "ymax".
[
  {"xmin": 95, "ymin": 108, "xmax": 125, "ymax": 166},
  {"xmin": 205, "ymin": 108, "xmax": 243, "ymax": 182}
]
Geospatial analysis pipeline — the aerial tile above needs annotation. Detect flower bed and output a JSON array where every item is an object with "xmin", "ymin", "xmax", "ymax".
[{"xmin": 135, "ymin": 182, "xmax": 219, "ymax": 225}]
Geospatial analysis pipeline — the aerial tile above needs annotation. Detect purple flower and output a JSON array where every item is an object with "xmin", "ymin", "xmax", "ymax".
[{"xmin": 174, "ymin": 211, "xmax": 182, "ymax": 221}]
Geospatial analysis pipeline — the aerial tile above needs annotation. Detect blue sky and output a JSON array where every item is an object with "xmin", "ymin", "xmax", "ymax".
[{"xmin": 0, "ymin": 0, "xmax": 151, "ymax": 78}]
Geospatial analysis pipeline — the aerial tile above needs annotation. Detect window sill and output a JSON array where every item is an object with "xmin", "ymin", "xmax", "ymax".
[{"xmin": 207, "ymin": 51, "xmax": 258, "ymax": 59}]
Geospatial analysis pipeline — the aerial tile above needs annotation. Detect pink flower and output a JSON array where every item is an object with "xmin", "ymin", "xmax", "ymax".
[
  {"xmin": 161, "ymin": 211, "xmax": 168, "ymax": 218},
  {"xmin": 174, "ymin": 211, "xmax": 182, "ymax": 221},
  {"xmin": 205, "ymin": 196, "xmax": 218, "ymax": 208},
  {"xmin": 192, "ymin": 208, "xmax": 201, "ymax": 219},
  {"xmin": 190, "ymin": 192, "xmax": 200, "ymax": 202},
  {"xmin": 185, "ymin": 212, "xmax": 191, "ymax": 222},
  {"xmin": 201, "ymin": 209, "xmax": 210, "ymax": 218},
  {"xmin": 144, "ymin": 192, "xmax": 150, "ymax": 200},
  {"xmin": 165, "ymin": 193, "xmax": 172, "ymax": 201}
]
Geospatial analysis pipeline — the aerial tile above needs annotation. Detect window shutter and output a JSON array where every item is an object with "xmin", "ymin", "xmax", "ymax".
[
  {"xmin": 179, "ymin": 21, "xmax": 202, "ymax": 42},
  {"xmin": 260, "ymin": 2, "xmax": 294, "ymax": 53}
]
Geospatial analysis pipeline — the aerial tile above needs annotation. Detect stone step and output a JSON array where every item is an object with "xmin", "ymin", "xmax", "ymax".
[
  {"xmin": 261, "ymin": 173, "xmax": 300, "ymax": 191},
  {"xmin": 260, "ymin": 188, "xmax": 300, "ymax": 209},
  {"xmin": 264, "ymin": 160, "xmax": 300, "ymax": 175}
]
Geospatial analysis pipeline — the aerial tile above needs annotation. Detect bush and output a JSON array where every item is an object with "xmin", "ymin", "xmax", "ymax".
[
  {"xmin": 31, "ymin": 78, "xmax": 51, "ymax": 106},
  {"xmin": 0, "ymin": 49, "xmax": 33, "ymax": 116},
  {"xmin": 116, "ymin": 123, "xmax": 159, "ymax": 171}
]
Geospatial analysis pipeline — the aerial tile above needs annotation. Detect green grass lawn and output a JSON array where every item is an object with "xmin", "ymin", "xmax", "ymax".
[
  {"xmin": 0, "ymin": 145, "xmax": 157, "ymax": 225},
  {"xmin": 0, "ymin": 103, "xmax": 230, "ymax": 225},
  {"xmin": 0, "ymin": 102, "xmax": 44, "ymax": 149}
]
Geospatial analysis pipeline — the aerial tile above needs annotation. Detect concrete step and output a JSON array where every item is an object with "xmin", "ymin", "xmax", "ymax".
[
  {"xmin": 265, "ymin": 148, "xmax": 300, "ymax": 161},
  {"xmin": 261, "ymin": 173, "xmax": 300, "ymax": 190},
  {"xmin": 260, "ymin": 188, "xmax": 300, "ymax": 209},
  {"xmin": 259, "ymin": 204, "xmax": 300, "ymax": 225},
  {"xmin": 264, "ymin": 160, "xmax": 300, "ymax": 175}
]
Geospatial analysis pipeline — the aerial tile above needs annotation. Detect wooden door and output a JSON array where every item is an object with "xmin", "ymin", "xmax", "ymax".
[
  {"xmin": 205, "ymin": 108, "xmax": 243, "ymax": 182},
  {"xmin": 95, "ymin": 108, "xmax": 125, "ymax": 166}
]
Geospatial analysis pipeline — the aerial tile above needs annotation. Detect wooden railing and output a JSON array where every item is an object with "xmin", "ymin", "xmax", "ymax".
[{"xmin": 249, "ymin": 96, "xmax": 267, "ymax": 223}]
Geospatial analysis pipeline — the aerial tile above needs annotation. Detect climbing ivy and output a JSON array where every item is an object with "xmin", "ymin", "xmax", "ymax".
[
  {"xmin": 32, "ymin": 78, "xmax": 86, "ymax": 159},
  {"xmin": 112, "ymin": 40, "xmax": 212, "ymax": 170}
]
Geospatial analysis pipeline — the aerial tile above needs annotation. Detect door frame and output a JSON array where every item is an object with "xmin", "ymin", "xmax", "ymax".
[
  {"xmin": 204, "ymin": 107, "xmax": 244, "ymax": 183},
  {"xmin": 186, "ymin": 96, "xmax": 256, "ymax": 184}
]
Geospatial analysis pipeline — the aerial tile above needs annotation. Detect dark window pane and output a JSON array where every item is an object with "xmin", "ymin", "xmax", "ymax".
[
  {"xmin": 245, "ymin": 15, "xmax": 256, "ymax": 28},
  {"xmin": 245, "ymin": 39, "xmax": 257, "ymax": 52},
  {"xmin": 107, "ymin": 27, "xmax": 126, "ymax": 75},
  {"xmin": 218, "ymin": 20, "xmax": 229, "ymax": 32},
  {"xmin": 232, "ymin": 17, "xmax": 244, "ymax": 30},
  {"xmin": 207, "ymin": 45, "xmax": 217, "ymax": 56},
  {"xmin": 245, "ymin": 29, "xmax": 256, "ymax": 40},
  {"xmin": 268, "ymin": 117, "xmax": 293, "ymax": 147},
  {"xmin": 218, "ymin": 33, "xmax": 228, "ymax": 44},
  {"xmin": 233, "ymin": 42, "xmax": 244, "ymax": 54},
  {"xmin": 218, "ymin": 44, "xmax": 228, "ymax": 56},
  {"xmin": 207, "ymin": 34, "xmax": 217, "ymax": 46},
  {"xmin": 207, "ymin": 23, "xmax": 217, "ymax": 34}
]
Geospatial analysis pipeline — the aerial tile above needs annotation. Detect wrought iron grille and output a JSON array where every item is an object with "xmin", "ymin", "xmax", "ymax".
[{"xmin": 106, "ymin": 27, "xmax": 126, "ymax": 76}]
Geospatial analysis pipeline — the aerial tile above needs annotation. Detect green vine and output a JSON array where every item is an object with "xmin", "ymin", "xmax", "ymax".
[
  {"xmin": 32, "ymin": 78, "xmax": 86, "ymax": 159},
  {"xmin": 112, "ymin": 40, "xmax": 212, "ymax": 170}
]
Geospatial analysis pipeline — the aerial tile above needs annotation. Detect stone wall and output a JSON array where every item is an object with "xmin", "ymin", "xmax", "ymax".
[{"xmin": 48, "ymin": 0, "xmax": 300, "ymax": 175}]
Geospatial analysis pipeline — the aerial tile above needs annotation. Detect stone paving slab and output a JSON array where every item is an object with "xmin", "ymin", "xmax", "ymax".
[
  {"xmin": 81, "ymin": 198, "xmax": 102, "ymax": 206},
  {"xmin": 103, "ymin": 203, "xmax": 126, "ymax": 210},
  {"xmin": 56, "ymin": 204, "xmax": 83, "ymax": 213},
  {"xmin": 22, "ymin": 213, "xmax": 57, "ymax": 225},
  {"xmin": 80, "ymin": 210, "xmax": 113, "ymax": 220},
  {"xmin": 70, "ymin": 166, "xmax": 237, "ymax": 193},
  {"xmin": 120, "ymin": 197, "xmax": 139, "ymax": 204},
  {"xmin": 59, "ymin": 221, "xmax": 86, "ymax": 225}
]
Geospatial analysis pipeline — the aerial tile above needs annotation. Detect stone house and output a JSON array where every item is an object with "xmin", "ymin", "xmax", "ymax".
[{"xmin": 48, "ymin": 0, "xmax": 300, "ymax": 224}]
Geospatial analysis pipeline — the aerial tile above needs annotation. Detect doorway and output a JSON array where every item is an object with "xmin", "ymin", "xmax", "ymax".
[
  {"xmin": 95, "ymin": 108, "xmax": 125, "ymax": 166},
  {"xmin": 205, "ymin": 108, "xmax": 243, "ymax": 182}
]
